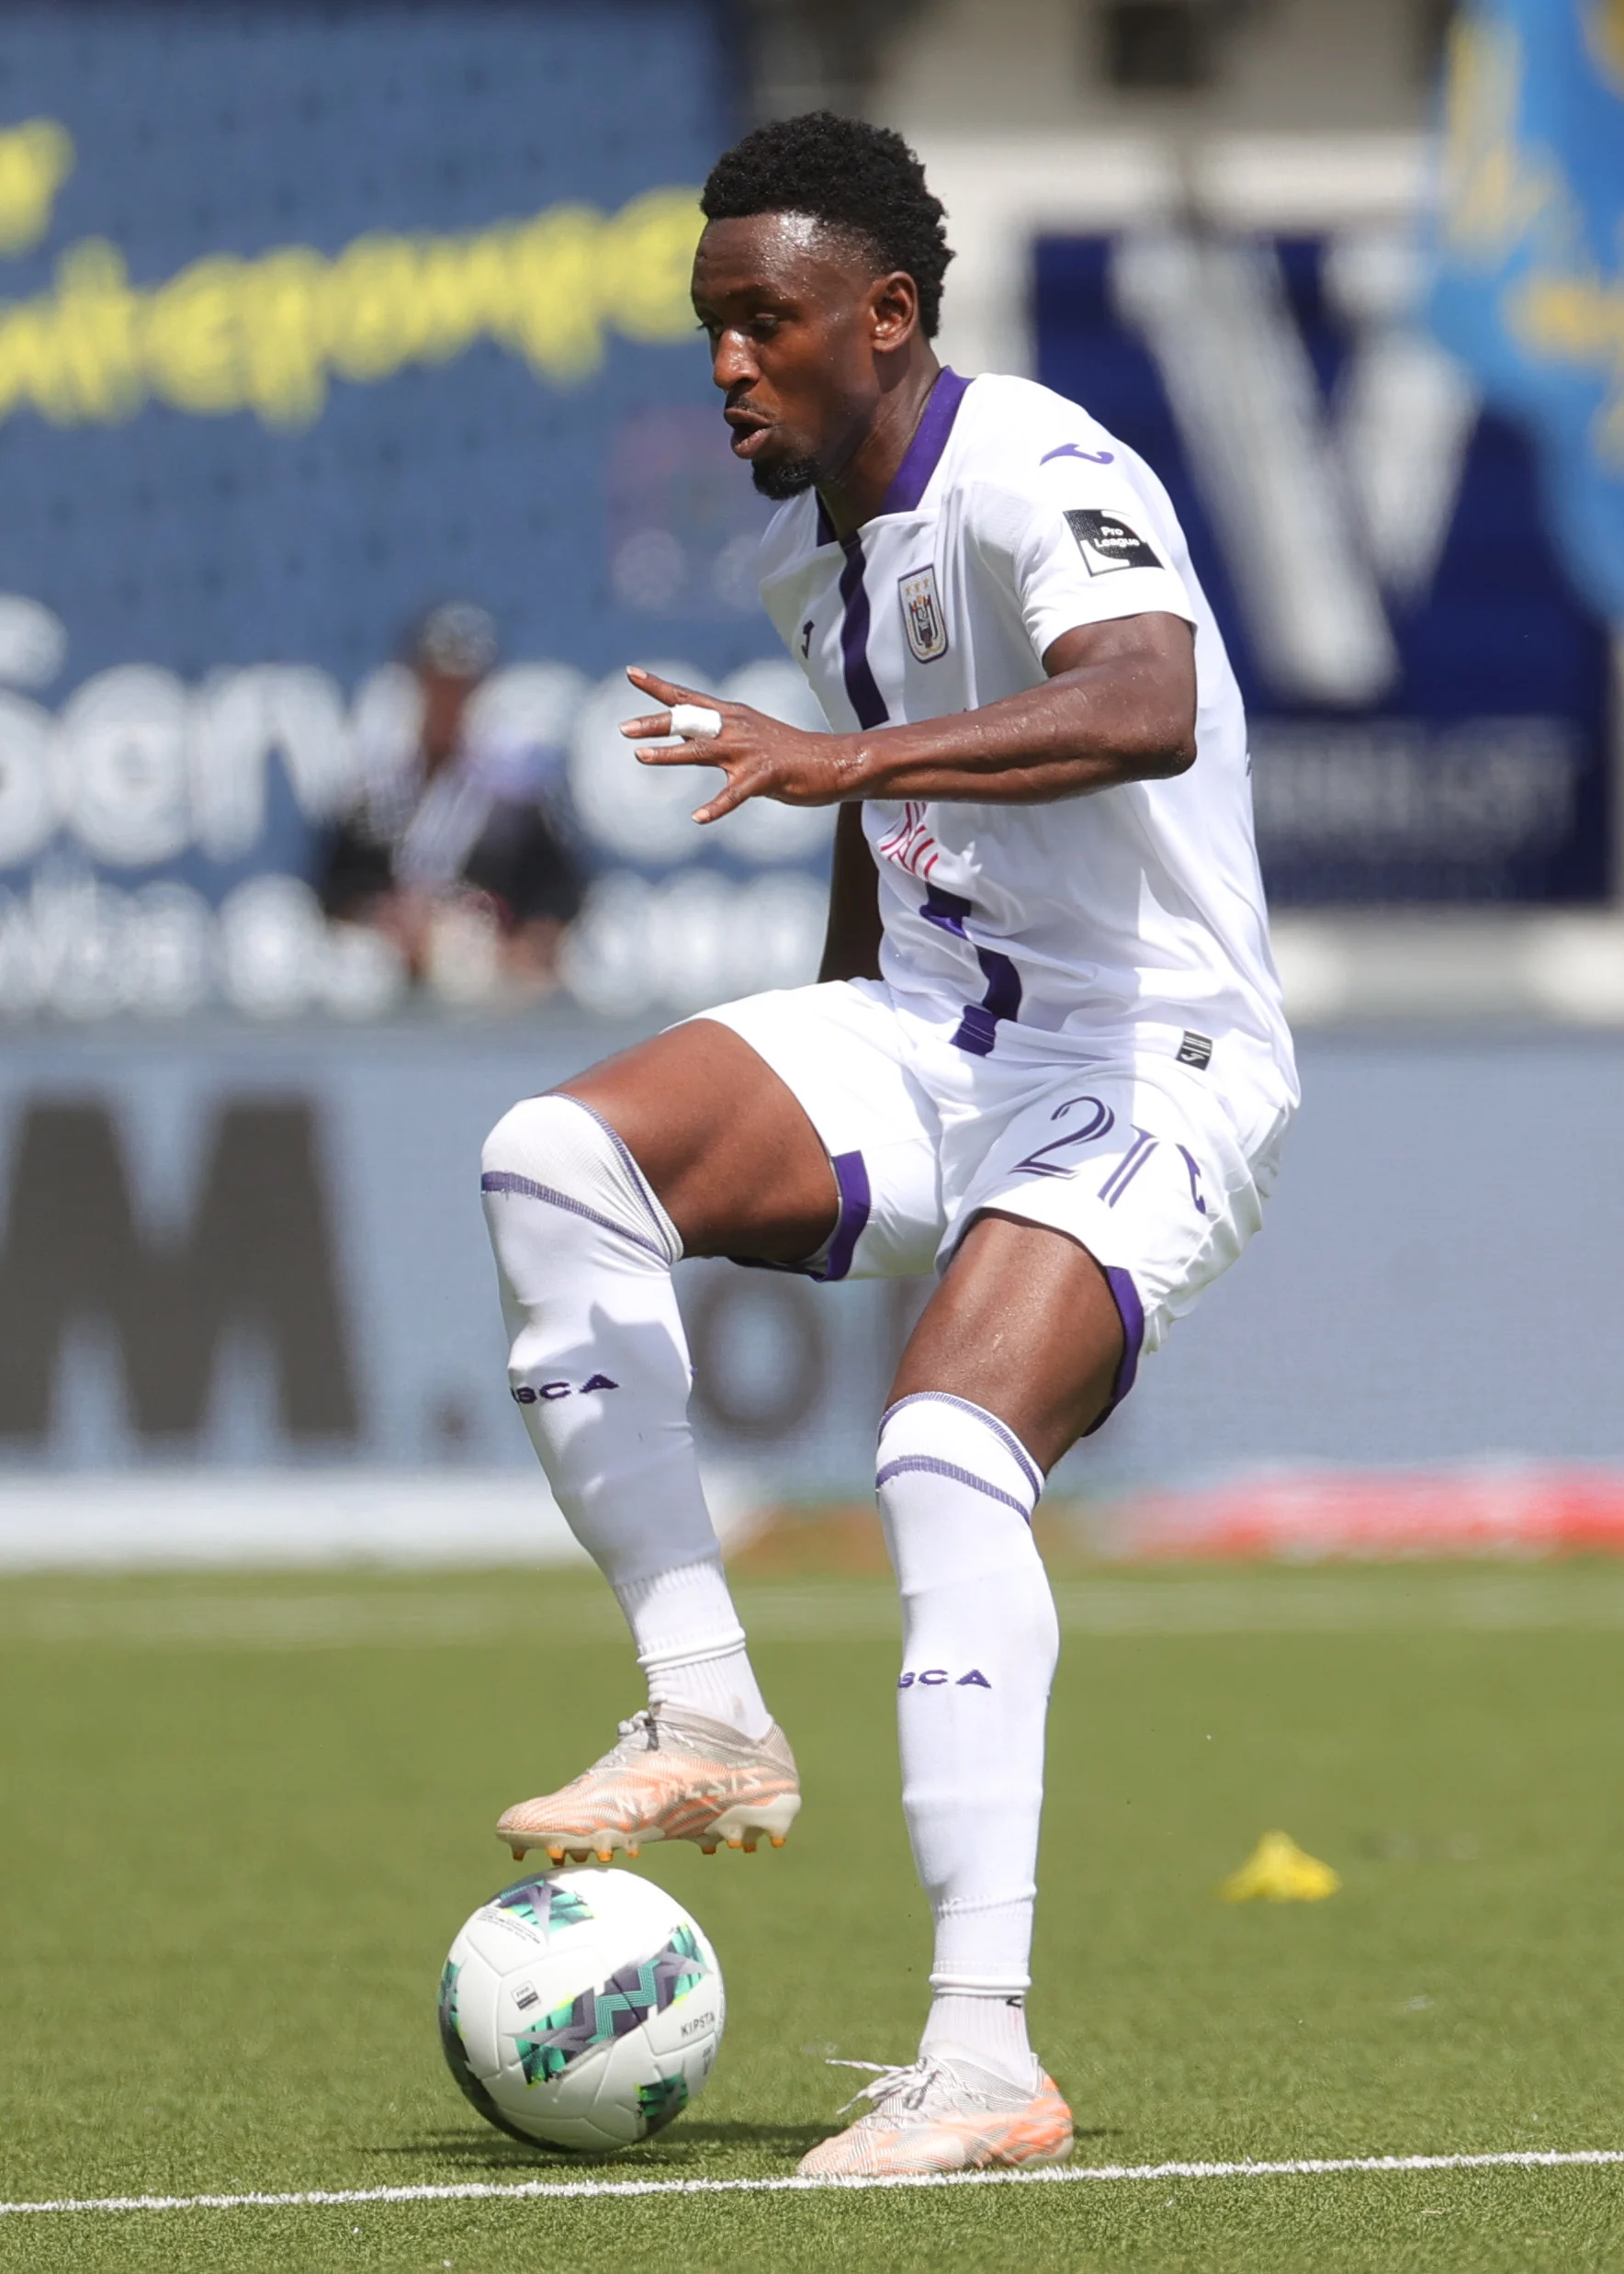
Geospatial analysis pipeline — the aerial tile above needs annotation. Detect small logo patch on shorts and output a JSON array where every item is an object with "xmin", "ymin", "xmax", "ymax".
[{"xmin": 1177, "ymin": 1031, "xmax": 1213, "ymax": 1069}]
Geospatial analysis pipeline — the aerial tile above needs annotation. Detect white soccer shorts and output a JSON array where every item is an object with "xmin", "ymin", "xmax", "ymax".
[{"xmin": 697, "ymin": 978, "xmax": 1291, "ymax": 1431}]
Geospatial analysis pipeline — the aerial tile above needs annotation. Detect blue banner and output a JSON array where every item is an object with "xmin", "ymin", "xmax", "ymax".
[
  {"xmin": 0, "ymin": 5, "xmax": 842, "ymax": 1023},
  {"xmin": 1427, "ymin": 0, "xmax": 1624, "ymax": 622},
  {"xmin": 1037, "ymin": 225, "xmax": 1614, "ymax": 905}
]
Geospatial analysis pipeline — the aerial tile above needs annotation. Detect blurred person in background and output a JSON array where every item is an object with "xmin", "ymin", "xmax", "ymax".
[{"xmin": 318, "ymin": 602, "xmax": 584, "ymax": 1000}]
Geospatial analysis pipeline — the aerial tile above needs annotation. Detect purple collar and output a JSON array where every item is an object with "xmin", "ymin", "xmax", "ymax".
[
  {"xmin": 881, "ymin": 366, "xmax": 971, "ymax": 515},
  {"xmin": 813, "ymin": 367, "xmax": 971, "ymax": 547}
]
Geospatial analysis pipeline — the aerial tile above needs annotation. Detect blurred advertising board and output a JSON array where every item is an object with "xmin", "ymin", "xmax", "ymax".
[
  {"xmin": 1034, "ymin": 228, "xmax": 1618, "ymax": 905},
  {"xmin": 2, "ymin": 1020, "xmax": 1623, "ymax": 1527},
  {"xmin": 0, "ymin": 2, "xmax": 834, "ymax": 1024}
]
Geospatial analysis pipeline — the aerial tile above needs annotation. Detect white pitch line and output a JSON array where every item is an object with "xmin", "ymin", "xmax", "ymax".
[{"xmin": 4, "ymin": 2148, "xmax": 1622, "ymax": 2218}]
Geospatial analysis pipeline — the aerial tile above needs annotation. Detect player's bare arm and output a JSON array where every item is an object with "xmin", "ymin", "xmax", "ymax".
[
  {"xmin": 621, "ymin": 612, "xmax": 1196, "ymax": 825},
  {"xmin": 818, "ymin": 804, "xmax": 884, "ymax": 983}
]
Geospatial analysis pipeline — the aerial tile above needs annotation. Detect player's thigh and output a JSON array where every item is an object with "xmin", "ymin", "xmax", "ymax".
[
  {"xmin": 698, "ymin": 980, "xmax": 946, "ymax": 1283},
  {"xmin": 888, "ymin": 1212, "xmax": 1124, "ymax": 1472},
  {"xmin": 557, "ymin": 1019, "xmax": 838, "ymax": 1263},
  {"xmin": 898, "ymin": 1055, "xmax": 1277, "ymax": 1467}
]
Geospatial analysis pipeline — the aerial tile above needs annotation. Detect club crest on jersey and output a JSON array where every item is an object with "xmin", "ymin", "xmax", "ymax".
[{"xmin": 898, "ymin": 565, "xmax": 948, "ymax": 662}]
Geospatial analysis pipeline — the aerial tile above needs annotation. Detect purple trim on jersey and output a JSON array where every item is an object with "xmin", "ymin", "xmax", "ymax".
[
  {"xmin": 920, "ymin": 883, "xmax": 971, "ymax": 937},
  {"xmin": 1084, "ymin": 1265, "xmax": 1145, "ymax": 1435},
  {"xmin": 815, "ymin": 1149, "xmax": 872, "ymax": 1282},
  {"xmin": 875, "ymin": 1454, "xmax": 1032, "ymax": 1522},
  {"xmin": 953, "ymin": 948, "xmax": 1023, "ymax": 1058},
  {"xmin": 479, "ymin": 1171, "xmax": 671, "ymax": 1265},
  {"xmin": 824, "ymin": 371, "xmax": 969, "ymax": 733},
  {"xmin": 880, "ymin": 1389, "xmax": 1044, "ymax": 1502},
  {"xmin": 881, "ymin": 368, "xmax": 972, "ymax": 515},
  {"xmin": 918, "ymin": 886, "xmax": 1023, "ymax": 1055},
  {"xmin": 838, "ymin": 536, "xmax": 889, "ymax": 730}
]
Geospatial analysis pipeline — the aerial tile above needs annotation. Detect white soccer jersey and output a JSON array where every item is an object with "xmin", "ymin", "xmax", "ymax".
[{"xmin": 756, "ymin": 369, "xmax": 1296, "ymax": 1102}]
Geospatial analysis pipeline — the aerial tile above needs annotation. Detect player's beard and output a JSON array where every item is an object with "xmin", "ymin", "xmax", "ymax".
[{"xmin": 750, "ymin": 455, "xmax": 819, "ymax": 500}]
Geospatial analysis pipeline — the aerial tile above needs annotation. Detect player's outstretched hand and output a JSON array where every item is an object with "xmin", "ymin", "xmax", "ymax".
[{"xmin": 620, "ymin": 666, "xmax": 848, "ymax": 825}]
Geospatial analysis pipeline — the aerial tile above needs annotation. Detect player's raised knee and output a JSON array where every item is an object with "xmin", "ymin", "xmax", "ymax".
[
  {"xmin": 481, "ymin": 1091, "xmax": 679, "ymax": 1271},
  {"xmin": 480, "ymin": 1096, "xmax": 547, "ymax": 1183},
  {"xmin": 480, "ymin": 1091, "xmax": 600, "ymax": 1187}
]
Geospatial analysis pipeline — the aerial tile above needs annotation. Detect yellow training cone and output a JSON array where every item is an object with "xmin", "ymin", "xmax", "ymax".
[{"xmin": 1218, "ymin": 1829, "xmax": 1341, "ymax": 1903}]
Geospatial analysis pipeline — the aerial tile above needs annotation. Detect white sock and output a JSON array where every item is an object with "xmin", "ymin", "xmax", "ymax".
[
  {"xmin": 920, "ymin": 1992, "xmax": 1035, "ymax": 2086},
  {"xmin": 875, "ymin": 1391, "xmax": 1057, "ymax": 2091},
  {"xmin": 481, "ymin": 1094, "xmax": 772, "ymax": 1739},
  {"xmin": 616, "ymin": 1557, "xmax": 773, "ymax": 1740}
]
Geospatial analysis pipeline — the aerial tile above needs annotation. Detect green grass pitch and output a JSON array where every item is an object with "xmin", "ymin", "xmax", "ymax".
[{"xmin": 4, "ymin": 1560, "xmax": 1624, "ymax": 2271}]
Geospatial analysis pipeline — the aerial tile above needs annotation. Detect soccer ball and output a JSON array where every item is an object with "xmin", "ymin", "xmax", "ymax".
[{"xmin": 436, "ymin": 1867, "xmax": 725, "ymax": 2154}]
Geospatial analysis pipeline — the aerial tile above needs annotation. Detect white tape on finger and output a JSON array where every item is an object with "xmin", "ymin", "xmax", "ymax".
[{"xmin": 668, "ymin": 704, "xmax": 724, "ymax": 741}]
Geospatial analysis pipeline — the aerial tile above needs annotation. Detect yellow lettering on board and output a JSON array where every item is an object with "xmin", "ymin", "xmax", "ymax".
[
  {"xmin": 0, "ymin": 300, "xmax": 72, "ymax": 422},
  {"xmin": 326, "ymin": 233, "xmax": 427, "ymax": 381},
  {"xmin": 51, "ymin": 240, "xmax": 142, "ymax": 421},
  {"xmin": 145, "ymin": 254, "xmax": 249, "ymax": 413},
  {"xmin": 0, "ymin": 186, "xmax": 704, "ymax": 431},
  {"xmin": 601, "ymin": 188, "xmax": 706, "ymax": 344},
  {"xmin": 502, "ymin": 205, "xmax": 605, "ymax": 382},
  {"xmin": 412, "ymin": 231, "xmax": 512, "ymax": 365},
  {"xmin": 237, "ymin": 247, "xmax": 330, "ymax": 428},
  {"xmin": 0, "ymin": 119, "xmax": 74, "ymax": 256}
]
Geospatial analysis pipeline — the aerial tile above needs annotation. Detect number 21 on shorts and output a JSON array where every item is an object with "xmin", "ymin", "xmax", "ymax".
[{"xmin": 1016, "ymin": 1095, "xmax": 1210, "ymax": 1217}]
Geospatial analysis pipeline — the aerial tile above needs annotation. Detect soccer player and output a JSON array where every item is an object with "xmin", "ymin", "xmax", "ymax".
[{"xmin": 480, "ymin": 112, "xmax": 1296, "ymax": 2177}]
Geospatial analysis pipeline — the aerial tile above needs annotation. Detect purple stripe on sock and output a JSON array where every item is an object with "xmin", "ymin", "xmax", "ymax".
[
  {"xmin": 879, "ymin": 1390, "xmax": 1045, "ymax": 1501},
  {"xmin": 881, "ymin": 369, "xmax": 972, "ymax": 516},
  {"xmin": 838, "ymin": 536, "xmax": 889, "ymax": 730},
  {"xmin": 875, "ymin": 1454, "xmax": 1033, "ymax": 1522},
  {"xmin": 1084, "ymin": 1265, "xmax": 1145, "ymax": 1436},
  {"xmin": 479, "ymin": 1171, "xmax": 670, "ymax": 1264},
  {"xmin": 813, "ymin": 1149, "xmax": 872, "ymax": 1283}
]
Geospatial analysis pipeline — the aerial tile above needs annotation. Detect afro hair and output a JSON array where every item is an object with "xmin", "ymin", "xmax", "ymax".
[{"xmin": 700, "ymin": 111, "xmax": 953, "ymax": 337}]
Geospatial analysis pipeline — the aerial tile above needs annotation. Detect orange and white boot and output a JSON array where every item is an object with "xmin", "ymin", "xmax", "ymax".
[
  {"xmin": 496, "ymin": 1705, "xmax": 800, "ymax": 1864},
  {"xmin": 796, "ymin": 2053, "xmax": 1074, "ymax": 2178}
]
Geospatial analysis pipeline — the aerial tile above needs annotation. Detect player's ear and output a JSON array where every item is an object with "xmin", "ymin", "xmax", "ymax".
[{"xmin": 868, "ymin": 270, "xmax": 919, "ymax": 353}]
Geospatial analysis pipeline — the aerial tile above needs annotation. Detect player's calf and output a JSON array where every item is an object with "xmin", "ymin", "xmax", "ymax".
[
  {"xmin": 876, "ymin": 1390, "xmax": 1059, "ymax": 2088},
  {"xmin": 481, "ymin": 1092, "xmax": 777, "ymax": 1745}
]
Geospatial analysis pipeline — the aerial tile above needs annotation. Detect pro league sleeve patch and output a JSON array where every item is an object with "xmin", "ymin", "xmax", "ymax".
[{"xmin": 1064, "ymin": 508, "xmax": 1161, "ymax": 575}]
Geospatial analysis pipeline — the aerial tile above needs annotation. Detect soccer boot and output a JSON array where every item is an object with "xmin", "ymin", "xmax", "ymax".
[
  {"xmin": 796, "ymin": 2053, "xmax": 1074, "ymax": 2178},
  {"xmin": 496, "ymin": 1705, "xmax": 801, "ymax": 1863}
]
